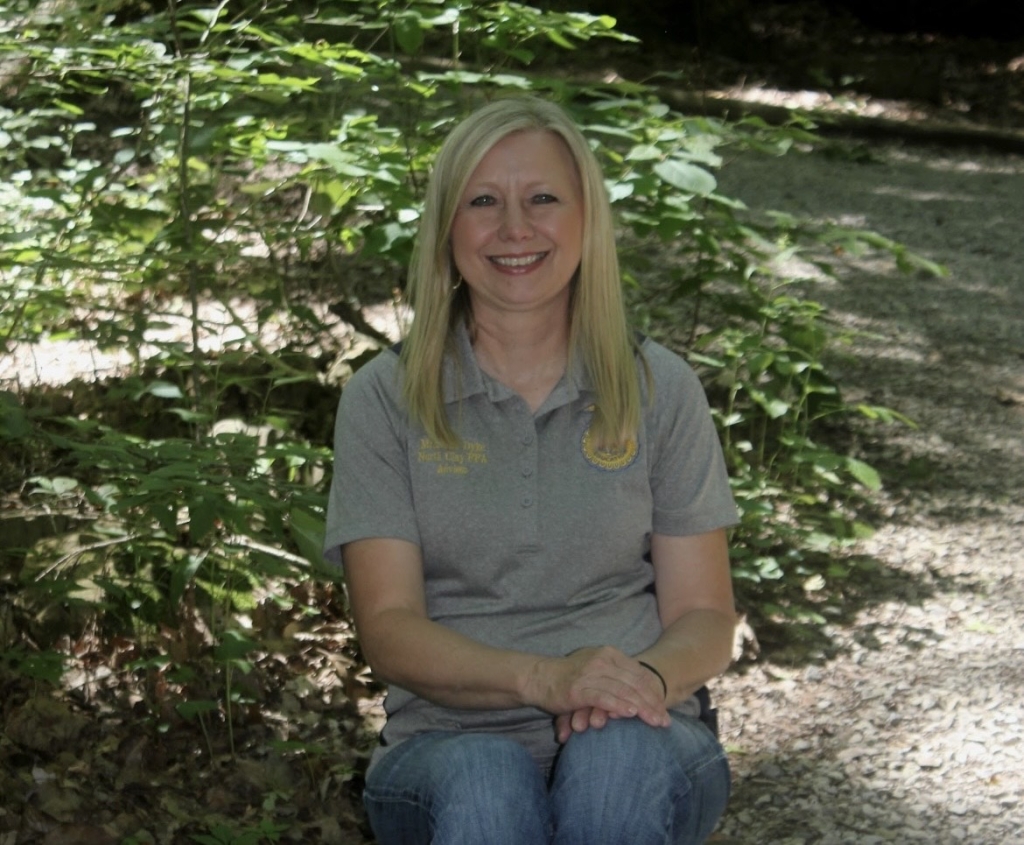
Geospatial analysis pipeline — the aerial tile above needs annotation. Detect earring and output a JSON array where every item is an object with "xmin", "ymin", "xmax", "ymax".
[{"xmin": 452, "ymin": 274, "xmax": 464, "ymax": 292}]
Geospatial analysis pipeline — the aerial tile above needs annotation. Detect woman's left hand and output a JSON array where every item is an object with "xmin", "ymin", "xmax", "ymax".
[{"xmin": 554, "ymin": 706, "xmax": 612, "ymax": 743}]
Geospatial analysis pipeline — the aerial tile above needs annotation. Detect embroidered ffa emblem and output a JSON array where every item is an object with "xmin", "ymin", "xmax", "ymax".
[{"xmin": 581, "ymin": 415, "xmax": 639, "ymax": 471}]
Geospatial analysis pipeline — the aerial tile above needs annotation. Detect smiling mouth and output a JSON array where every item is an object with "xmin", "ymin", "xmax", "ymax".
[{"xmin": 489, "ymin": 252, "xmax": 548, "ymax": 268}]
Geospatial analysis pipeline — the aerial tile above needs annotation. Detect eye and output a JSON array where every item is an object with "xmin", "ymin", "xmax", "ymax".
[
  {"xmin": 468, "ymin": 194, "xmax": 496, "ymax": 207},
  {"xmin": 532, "ymin": 193, "xmax": 557, "ymax": 204}
]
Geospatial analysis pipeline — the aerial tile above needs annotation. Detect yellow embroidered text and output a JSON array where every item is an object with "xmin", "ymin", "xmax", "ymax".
[{"xmin": 418, "ymin": 439, "xmax": 488, "ymax": 475}]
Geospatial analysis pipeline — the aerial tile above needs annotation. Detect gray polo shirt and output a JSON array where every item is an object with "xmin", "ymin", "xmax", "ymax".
[{"xmin": 323, "ymin": 322, "xmax": 738, "ymax": 770}]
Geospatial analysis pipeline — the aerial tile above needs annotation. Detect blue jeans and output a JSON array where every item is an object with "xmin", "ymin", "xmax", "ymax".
[{"xmin": 362, "ymin": 715, "xmax": 730, "ymax": 844}]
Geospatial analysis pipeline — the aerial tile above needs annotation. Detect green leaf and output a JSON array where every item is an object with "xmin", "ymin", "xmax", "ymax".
[
  {"xmin": 214, "ymin": 629, "xmax": 260, "ymax": 662},
  {"xmin": 605, "ymin": 179, "xmax": 634, "ymax": 202},
  {"xmin": 31, "ymin": 475, "xmax": 79, "ymax": 495},
  {"xmin": 188, "ymin": 497, "xmax": 218, "ymax": 544},
  {"xmin": 290, "ymin": 506, "xmax": 326, "ymax": 571},
  {"xmin": 803, "ymin": 574, "xmax": 826, "ymax": 592},
  {"xmin": 0, "ymin": 392, "xmax": 31, "ymax": 438},
  {"xmin": 545, "ymin": 30, "xmax": 576, "ymax": 50},
  {"xmin": 625, "ymin": 144, "xmax": 662, "ymax": 161},
  {"xmin": 2, "ymin": 648, "xmax": 65, "ymax": 685},
  {"xmin": 747, "ymin": 351, "xmax": 774, "ymax": 375},
  {"xmin": 652, "ymin": 159, "xmax": 717, "ymax": 196},
  {"xmin": 748, "ymin": 389, "xmax": 790, "ymax": 419},
  {"xmin": 53, "ymin": 99, "xmax": 85, "ymax": 115},
  {"xmin": 170, "ymin": 553, "xmax": 205, "ymax": 607},
  {"xmin": 846, "ymin": 457, "xmax": 882, "ymax": 491},
  {"xmin": 393, "ymin": 12, "xmax": 424, "ymax": 55},
  {"xmin": 167, "ymin": 408, "xmax": 212, "ymax": 423},
  {"xmin": 139, "ymin": 381, "xmax": 183, "ymax": 400}
]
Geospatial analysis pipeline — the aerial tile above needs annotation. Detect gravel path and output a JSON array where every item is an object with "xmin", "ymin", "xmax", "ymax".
[{"xmin": 711, "ymin": 141, "xmax": 1024, "ymax": 844}]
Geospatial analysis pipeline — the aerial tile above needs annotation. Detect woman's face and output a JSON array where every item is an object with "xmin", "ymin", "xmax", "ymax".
[{"xmin": 450, "ymin": 130, "xmax": 584, "ymax": 323}]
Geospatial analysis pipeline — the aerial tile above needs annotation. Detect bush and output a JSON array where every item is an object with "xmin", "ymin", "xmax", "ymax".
[{"xmin": 0, "ymin": 0, "xmax": 932, "ymax": 691}]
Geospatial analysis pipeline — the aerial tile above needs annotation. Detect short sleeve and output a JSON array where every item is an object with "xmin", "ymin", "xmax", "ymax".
[
  {"xmin": 322, "ymin": 352, "xmax": 421, "ymax": 566},
  {"xmin": 642, "ymin": 341, "xmax": 738, "ymax": 536}
]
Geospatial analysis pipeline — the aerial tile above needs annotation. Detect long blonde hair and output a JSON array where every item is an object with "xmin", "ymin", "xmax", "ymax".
[{"xmin": 401, "ymin": 97, "xmax": 642, "ymax": 448}]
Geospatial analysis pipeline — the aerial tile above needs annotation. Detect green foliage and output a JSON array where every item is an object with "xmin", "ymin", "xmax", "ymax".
[
  {"xmin": 189, "ymin": 819, "xmax": 287, "ymax": 845},
  {"xmin": 0, "ymin": 0, "xmax": 934, "ymax": 692},
  {"xmin": 0, "ymin": 645, "xmax": 66, "ymax": 685}
]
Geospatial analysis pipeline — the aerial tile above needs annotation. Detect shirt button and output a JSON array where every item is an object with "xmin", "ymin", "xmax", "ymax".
[
  {"xmin": 521, "ymin": 433, "xmax": 534, "ymax": 446},
  {"xmin": 521, "ymin": 467, "xmax": 533, "ymax": 478},
  {"xmin": 520, "ymin": 495, "xmax": 533, "ymax": 508}
]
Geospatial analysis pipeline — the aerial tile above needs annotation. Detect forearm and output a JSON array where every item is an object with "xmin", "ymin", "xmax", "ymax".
[
  {"xmin": 636, "ymin": 608, "xmax": 736, "ymax": 707},
  {"xmin": 358, "ymin": 607, "xmax": 541, "ymax": 711},
  {"xmin": 343, "ymin": 538, "xmax": 666, "ymax": 723},
  {"xmin": 360, "ymin": 608, "xmax": 669, "ymax": 730}
]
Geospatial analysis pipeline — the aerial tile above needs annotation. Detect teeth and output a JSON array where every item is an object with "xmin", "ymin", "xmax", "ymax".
[{"xmin": 491, "ymin": 253, "xmax": 544, "ymax": 267}]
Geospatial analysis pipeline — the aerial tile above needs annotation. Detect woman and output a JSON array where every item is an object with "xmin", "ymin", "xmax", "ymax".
[{"xmin": 324, "ymin": 97, "xmax": 738, "ymax": 844}]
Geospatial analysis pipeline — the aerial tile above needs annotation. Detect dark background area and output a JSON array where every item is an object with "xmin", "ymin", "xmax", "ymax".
[
  {"xmin": 552, "ymin": 0, "xmax": 1024, "ymax": 43},
  {"xmin": 541, "ymin": 0, "xmax": 1024, "ymax": 134}
]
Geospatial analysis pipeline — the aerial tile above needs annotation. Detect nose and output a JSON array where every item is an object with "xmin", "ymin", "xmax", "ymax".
[{"xmin": 498, "ymin": 204, "xmax": 533, "ymax": 241}]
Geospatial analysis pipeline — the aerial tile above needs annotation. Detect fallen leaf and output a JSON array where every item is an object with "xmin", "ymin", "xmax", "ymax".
[
  {"xmin": 995, "ymin": 388, "xmax": 1024, "ymax": 406},
  {"xmin": 7, "ymin": 698, "xmax": 89, "ymax": 754},
  {"xmin": 41, "ymin": 823, "xmax": 117, "ymax": 845},
  {"xmin": 36, "ymin": 780, "xmax": 83, "ymax": 822},
  {"xmin": 315, "ymin": 814, "xmax": 345, "ymax": 845}
]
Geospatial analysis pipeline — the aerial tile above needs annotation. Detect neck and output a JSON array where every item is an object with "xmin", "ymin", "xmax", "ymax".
[{"xmin": 469, "ymin": 309, "xmax": 571, "ymax": 408}]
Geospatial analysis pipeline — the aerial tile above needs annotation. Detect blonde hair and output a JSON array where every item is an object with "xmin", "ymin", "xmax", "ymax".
[{"xmin": 401, "ymin": 97, "xmax": 642, "ymax": 447}]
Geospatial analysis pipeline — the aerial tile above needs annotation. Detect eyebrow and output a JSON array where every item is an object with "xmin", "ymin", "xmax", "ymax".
[{"xmin": 463, "ymin": 177, "xmax": 565, "ymax": 192}]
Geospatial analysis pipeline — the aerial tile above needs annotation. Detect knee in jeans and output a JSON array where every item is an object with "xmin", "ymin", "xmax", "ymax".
[
  {"xmin": 550, "ymin": 720, "xmax": 730, "ymax": 844},
  {"xmin": 426, "ymin": 735, "xmax": 544, "ymax": 811},
  {"xmin": 553, "ymin": 717, "xmax": 728, "ymax": 806},
  {"xmin": 432, "ymin": 736, "xmax": 549, "ymax": 841},
  {"xmin": 365, "ymin": 733, "xmax": 550, "ymax": 845},
  {"xmin": 561, "ymin": 717, "xmax": 676, "ymax": 773}
]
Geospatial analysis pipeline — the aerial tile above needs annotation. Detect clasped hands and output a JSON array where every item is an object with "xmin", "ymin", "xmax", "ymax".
[{"xmin": 527, "ymin": 646, "xmax": 671, "ymax": 744}]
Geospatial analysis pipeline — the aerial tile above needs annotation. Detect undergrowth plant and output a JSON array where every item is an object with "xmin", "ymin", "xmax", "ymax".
[{"xmin": 0, "ymin": 0, "xmax": 938, "ymax": 710}]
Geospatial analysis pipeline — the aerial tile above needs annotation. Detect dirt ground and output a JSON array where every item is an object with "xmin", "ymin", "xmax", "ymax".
[{"xmin": 711, "ymin": 134, "xmax": 1024, "ymax": 844}]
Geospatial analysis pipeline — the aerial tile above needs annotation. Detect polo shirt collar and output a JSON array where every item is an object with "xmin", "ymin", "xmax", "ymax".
[{"xmin": 442, "ymin": 319, "xmax": 593, "ymax": 409}]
